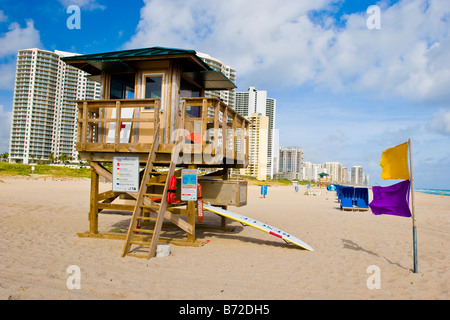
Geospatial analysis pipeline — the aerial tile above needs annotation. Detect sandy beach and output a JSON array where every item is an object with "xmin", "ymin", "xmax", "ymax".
[{"xmin": 0, "ymin": 175, "xmax": 448, "ymax": 300}]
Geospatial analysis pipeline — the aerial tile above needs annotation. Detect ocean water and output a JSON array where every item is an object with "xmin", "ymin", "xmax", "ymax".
[{"xmin": 415, "ymin": 188, "xmax": 450, "ymax": 197}]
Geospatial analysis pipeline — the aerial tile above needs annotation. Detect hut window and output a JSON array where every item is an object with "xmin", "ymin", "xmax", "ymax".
[
  {"xmin": 180, "ymin": 77, "xmax": 201, "ymax": 98},
  {"xmin": 180, "ymin": 77, "xmax": 202, "ymax": 117},
  {"xmin": 142, "ymin": 75, "xmax": 163, "ymax": 112},
  {"xmin": 109, "ymin": 73, "xmax": 135, "ymax": 99},
  {"xmin": 144, "ymin": 76, "xmax": 162, "ymax": 99}
]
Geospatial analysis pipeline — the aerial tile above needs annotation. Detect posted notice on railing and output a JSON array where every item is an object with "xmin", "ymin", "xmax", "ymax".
[
  {"xmin": 112, "ymin": 156, "xmax": 140, "ymax": 193},
  {"xmin": 181, "ymin": 169, "xmax": 197, "ymax": 201}
]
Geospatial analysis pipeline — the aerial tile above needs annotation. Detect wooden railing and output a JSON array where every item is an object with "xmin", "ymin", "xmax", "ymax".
[
  {"xmin": 75, "ymin": 99, "xmax": 160, "ymax": 153},
  {"xmin": 181, "ymin": 98, "xmax": 249, "ymax": 165},
  {"xmin": 75, "ymin": 97, "xmax": 249, "ymax": 166}
]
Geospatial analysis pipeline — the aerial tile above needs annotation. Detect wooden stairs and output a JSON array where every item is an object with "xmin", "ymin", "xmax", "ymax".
[{"xmin": 121, "ymin": 105, "xmax": 191, "ymax": 259}]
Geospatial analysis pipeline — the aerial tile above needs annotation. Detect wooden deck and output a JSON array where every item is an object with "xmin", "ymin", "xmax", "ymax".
[{"xmin": 75, "ymin": 97, "xmax": 249, "ymax": 168}]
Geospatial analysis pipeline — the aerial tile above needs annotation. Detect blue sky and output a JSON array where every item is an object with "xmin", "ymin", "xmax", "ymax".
[{"xmin": 0, "ymin": 0, "xmax": 449, "ymax": 189}]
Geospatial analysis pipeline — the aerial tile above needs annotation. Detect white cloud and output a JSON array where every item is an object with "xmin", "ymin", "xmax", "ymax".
[
  {"xmin": 0, "ymin": 19, "xmax": 41, "ymax": 90},
  {"xmin": 306, "ymin": 0, "xmax": 450, "ymax": 103},
  {"xmin": 124, "ymin": 0, "xmax": 450, "ymax": 104},
  {"xmin": 125, "ymin": 0, "xmax": 336, "ymax": 85},
  {"xmin": 427, "ymin": 109, "xmax": 450, "ymax": 136},
  {"xmin": 58, "ymin": 0, "xmax": 106, "ymax": 11},
  {"xmin": 0, "ymin": 20, "xmax": 41, "ymax": 57}
]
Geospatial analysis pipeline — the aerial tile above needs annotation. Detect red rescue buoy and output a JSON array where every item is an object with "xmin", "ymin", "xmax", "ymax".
[
  {"xmin": 167, "ymin": 175, "xmax": 176, "ymax": 204},
  {"xmin": 197, "ymin": 183, "xmax": 204, "ymax": 223}
]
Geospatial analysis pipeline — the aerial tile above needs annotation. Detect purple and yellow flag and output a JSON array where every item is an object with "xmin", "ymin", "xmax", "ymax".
[
  {"xmin": 369, "ymin": 180, "xmax": 412, "ymax": 218},
  {"xmin": 380, "ymin": 142, "xmax": 410, "ymax": 180}
]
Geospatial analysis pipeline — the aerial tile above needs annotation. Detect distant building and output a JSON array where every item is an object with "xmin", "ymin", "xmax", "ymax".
[
  {"xmin": 278, "ymin": 147, "xmax": 303, "ymax": 180},
  {"xmin": 235, "ymin": 87, "xmax": 276, "ymax": 179},
  {"xmin": 9, "ymin": 48, "xmax": 100, "ymax": 164},
  {"xmin": 341, "ymin": 167, "xmax": 348, "ymax": 184},
  {"xmin": 324, "ymin": 161, "xmax": 342, "ymax": 183},
  {"xmin": 302, "ymin": 161, "xmax": 324, "ymax": 182},
  {"xmin": 240, "ymin": 113, "xmax": 269, "ymax": 181},
  {"xmin": 363, "ymin": 174, "xmax": 370, "ymax": 186},
  {"xmin": 197, "ymin": 52, "xmax": 236, "ymax": 109},
  {"xmin": 351, "ymin": 166, "xmax": 364, "ymax": 185},
  {"xmin": 302, "ymin": 161, "xmax": 366, "ymax": 185},
  {"xmin": 272, "ymin": 129, "xmax": 280, "ymax": 176}
]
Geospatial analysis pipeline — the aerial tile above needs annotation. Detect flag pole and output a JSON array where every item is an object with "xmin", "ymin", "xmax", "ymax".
[{"xmin": 408, "ymin": 138, "xmax": 418, "ymax": 273}]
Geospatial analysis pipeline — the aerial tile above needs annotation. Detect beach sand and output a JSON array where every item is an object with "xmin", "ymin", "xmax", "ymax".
[{"xmin": 0, "ymin": 175, "xmax": 448, "ymax": 300}]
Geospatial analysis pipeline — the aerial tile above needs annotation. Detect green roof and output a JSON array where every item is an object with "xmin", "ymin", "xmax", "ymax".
[
  {"xmin": 61, "ymin": 46, "xmax": 201, "ymax": 63},
  {"xmin": 61, "ymin": 46, "xmax": 236, "ymax": 90}
]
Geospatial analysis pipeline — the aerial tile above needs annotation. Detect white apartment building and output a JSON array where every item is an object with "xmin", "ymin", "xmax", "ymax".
[
  {"xmin": 324, "ymin": 162, "xmax": 342, "ymax": 183},
  {"xmin": 351, "ymin": 166, "xmax": 364, "ymax": 185},
  {"xmin": 341, "ymin": 167, "xmax": 348, "ymax": 184},
  {"xmin": 9, "ymin": 48, "xmax": 100, "ymax": 164},
  {"xmin": 302, "ymin": 161, "xmax": 325, "ymax": 182},
  {"xmin": 272, "ymin": 128, "xmax": 280, "ymax": 176},
  {"xmin": 235, "ymin": 87, "xmax": 276, "ymax": 179},
  {"xmin": 363, "ymin": 174, "xmax": 370, "ymax": 186},
  {"xmin": 303, "ymin": 161, "xmax": 343, "ymax": 183},
  {"xmin": 197, "ymin": 52, "xmax": 236, "ymax": 109},
  {"xmin": 278, "ymin": 147, "xmax": 303, "ymax": 180},
  {"xmin": 302, "ymin": 161, "xmax": 367, "ymax": 185}
]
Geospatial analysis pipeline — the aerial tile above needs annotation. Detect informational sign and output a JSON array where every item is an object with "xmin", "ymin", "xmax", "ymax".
[
  {"xmin": 112, "ymin": 156, "xmax": 140, "ymax": 193},
  {"xmin": 181, "ymin": 169, "xmax": 198, "ymax": 201}
]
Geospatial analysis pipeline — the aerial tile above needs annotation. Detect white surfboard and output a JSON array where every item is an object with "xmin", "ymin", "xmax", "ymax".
[
  {"xmin": 107, "ymin": 108, "xmax": 134, "ymax": 143},
  {"xmin": 203, "ymin": 204, "xmax": 313, "ymax": 251}
]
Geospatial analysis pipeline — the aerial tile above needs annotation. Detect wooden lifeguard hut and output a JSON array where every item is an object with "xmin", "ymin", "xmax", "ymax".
[
  {"xmin": 318, "ymin": 172, "xmax": 331, "ymax": 188},
  {"xmin": 62, "ymin": 47, "xmax": 250, "ymax": 258}
]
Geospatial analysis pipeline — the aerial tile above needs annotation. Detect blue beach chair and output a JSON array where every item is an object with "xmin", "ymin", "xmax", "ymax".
[
  {"xmin": 354, "ymin": 187, "xmax": 369, "ymax": 210},
  {"xmin": 340, "ymin": 186, "xmax": 355, "ymax": 210},
  {"xmin": 336, "ymin": 185, "xmax": 344, "ymax": 202}
]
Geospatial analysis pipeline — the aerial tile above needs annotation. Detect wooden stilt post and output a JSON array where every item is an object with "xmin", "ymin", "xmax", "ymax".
[
  {"xmin": 89, "ymin": 162, "xmax": 99, "ymax": 234},
  {"xmin": 220, "ymin": 166, "xmax": 229, "ymax": 229},
  {"xmin": 187, "ymin": 200, "xmax": 196, "ymax": 243}
]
